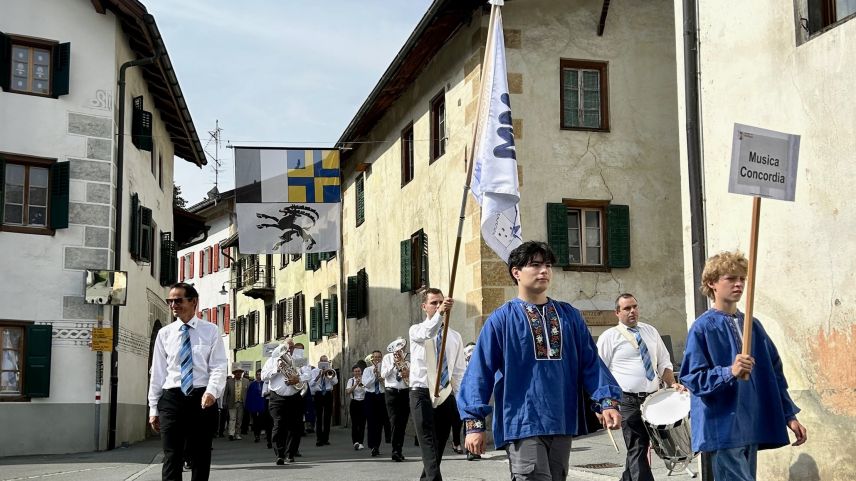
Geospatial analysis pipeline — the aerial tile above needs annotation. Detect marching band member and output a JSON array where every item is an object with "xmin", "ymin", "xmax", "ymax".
[
  {"xmin": 409, "ymin": 288, "xmax": 466, "ymax": 481},
  {"xmin": 309, "ymin": 355, "xmax": 338, "ymax": 447},
  {"xmin": 361, "ymin": 350, "xmax": 386, "ymax": 457},
  {"xmin": 346, "ymin": 365, "xmax": 367, "ymax": 450},
  {"xmin": 381, "ymin": 338, "xmax": 411, "ymax": 462},
  {"xmin": 458, "ymin": 241, "xmax": 623, "ymax": 481},
  {"xmin": 261, "ymin": 342, "xmax": 310, "ymax": 466}
]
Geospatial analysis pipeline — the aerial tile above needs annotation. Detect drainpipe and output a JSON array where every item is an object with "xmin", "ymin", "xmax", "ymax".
[
  {"xmin": 682, "ymin": 0, "xmax": 713, "ymax": 478},
  {"xmin": 108, "ymin": 20, "xmax": 163, "ymax": 450}
]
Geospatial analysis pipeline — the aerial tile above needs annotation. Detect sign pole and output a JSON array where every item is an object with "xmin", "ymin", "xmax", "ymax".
[
  {"xmin": 738, "ymin": 196, "xmax": 761, "ymax": 380},
  {"xmin": 95, "ymin": 306, "xmax": 104, "ymax": 451}
]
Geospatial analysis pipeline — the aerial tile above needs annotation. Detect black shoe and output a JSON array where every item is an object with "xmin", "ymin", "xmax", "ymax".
[
  {"xmin": 316, "ymin": 441, "xmax": 323, "ymax": 447},
  {"xmin": 467, "ymin": 452, "xmax": 481, "ymax": 461},
  {"xmin": 228, "ymin": 435, "xmax": 234, "ymax": 441},
  {"xmin": 371, "ymin": 448, "xmax": 380, "ymax": 457},
  {"xmin": 391, "ymin": 452, "xmax": 403, "ymax": 462},
  {"xmin": 275, "ymin": 458, "xmax": 285, "ymax": 466}
]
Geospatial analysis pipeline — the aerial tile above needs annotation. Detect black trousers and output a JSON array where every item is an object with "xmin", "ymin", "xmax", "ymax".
[
  {"xmin": 269, "ymin": 392, "xmax": 303, "ymax": 459},
  {"xmin": 251, "ymin": 410, "xmax": 271, "ymax": 443},
  {"xmin": 365, "ymin": 391, "xmax": 387, "ymax": 450},
  {"xmin": 217, "ymin": 407, "xmax": 228, "ymax": 436},
  {"xmin": 313, "ymin": 391, "xmax": 334, "ymax": 443},
  {"xmin": 620, "ymin": 393, "xmax": 655, "ymax": 481},
  {"xmin": 385, "ymin": 387, "xmax": 411, "ymax": 455},
  {"xmin": 157, "ymin": 387, "xmax": 217, "ymax": 481},
  {"xmin": 411, "ymin": 388, "xmax": 458, "ymax": 481},
  {"xmin": 350, "ymin": 399, "xmax": 366, "ymax": 444}
]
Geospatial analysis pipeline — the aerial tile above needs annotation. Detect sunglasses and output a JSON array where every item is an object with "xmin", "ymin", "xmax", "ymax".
[{"xmin": 165, "ymin": 297, "xmax": 192, "ymax": 305}]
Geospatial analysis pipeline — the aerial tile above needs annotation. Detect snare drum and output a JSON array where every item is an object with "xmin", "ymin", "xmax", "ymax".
[{"xmin": 640, "ymin": 388, "xmax": 695, "ymax": 475}]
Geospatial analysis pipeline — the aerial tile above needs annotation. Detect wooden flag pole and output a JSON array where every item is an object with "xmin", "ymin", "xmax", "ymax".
[{"xmin": 739, "ymin": 196, "xmax": 761, "ymax": 380}]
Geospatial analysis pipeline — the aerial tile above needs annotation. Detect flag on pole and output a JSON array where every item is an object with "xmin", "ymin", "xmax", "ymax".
[
  {"xmin": 470, "ymin": 0, "xmax": 522, "ymax": 262},
  {"xmin": 234, "ymin": 147, "xmax": 341, "ymax": 254}
]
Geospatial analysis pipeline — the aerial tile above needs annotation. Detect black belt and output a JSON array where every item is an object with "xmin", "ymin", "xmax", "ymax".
[
  {"xmin": 622, "ymin": 391, "xmax": 654, "ymax": 399},
  {"xmin": 386, "ymin": 387, "xmax": 406, "ymax": 393},
  {"xmin": 166, "ymin": 387, "xmax": 205, "ymax": 396}
]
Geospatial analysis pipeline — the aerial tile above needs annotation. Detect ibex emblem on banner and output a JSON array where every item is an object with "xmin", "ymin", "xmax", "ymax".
[{"xmin": 256, "ymin": 205, "xmax": 320, "ymax": 250}]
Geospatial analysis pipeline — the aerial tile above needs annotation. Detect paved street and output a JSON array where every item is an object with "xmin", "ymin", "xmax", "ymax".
[{"xmin": 0, "ymin": 425, "xmax": 695, "ymax": 481}]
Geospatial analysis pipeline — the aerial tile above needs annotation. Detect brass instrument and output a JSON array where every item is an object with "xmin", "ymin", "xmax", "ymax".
[
  {"xmin": 387, "ymin": 337, "xmax": 410, "ymax": 386},
  {"xmin": 364, "ymin": 353, "xmax": 374, "ymax": 364},
  {"xmin": 324, "ymin": 369, "xmax": 336, "ymax": 379},
  {"xmin": 277, "ymin": 351, "xmax": 306, "ymax": 390}
]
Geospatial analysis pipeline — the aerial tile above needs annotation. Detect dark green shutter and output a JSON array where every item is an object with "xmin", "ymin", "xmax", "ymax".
[
  {"xmin": 357, "ymin": 269, "xmax": 368, "ymax": 318},
  {"xmin": 129, "ymin": 193, "xmax": 140, "ymax": 258},
  {"xmin": 322, "ymin": 298, "xmax": 332, "ymax": 335},
  {"xmin": 400, "ymin": 239, "xmax": 412, "ymax": 292},
  {"xmin": 25, "ymin": 324, "xmax": 52, "ymax": 398},
  {"xmin": 330, "ymin": 294, "xmax": 339, "ymax": 335},
  {"xmin": 52, "ymin": 42, "xmax": 70, "ymax": 97},
  {"xmin": 0, "ymin": 157, "xmax": 5, "ymax": 222},
  {"xmin": 160, "ymin": 232, "xmax": 177, "ymax": 286},
  {"xmin": 356, "ymin": 175, "xmax": 365, "ymax": 227},
  {"xmin": 420, "ymin": 230, "xmax": 429, "ymax": 289},
  {"xmin": 140, "ymin": 206, "xmax": 153, "ymax": 262},
  {"xmin": 346, "ymin": 276, "xmax": 358, "ymax": 318},
  {"xmin": 606, "ymin": 204, "xmax": 631, "ymax": 268},
  {"xmin": 546, "ymin": 203, "xmax": 570, "ymax": 267},
  {"xmin": 309, "ymin": 305, "xmax": 318, "ymax": 341},
  {"xmin": 0, "ymin": 31, "xmax": 10, "ymax": 92},
  {"xmin": 49, "ymin": 161, "xmax": 69, "ymax": 229},
  {"xmin": 131, "ymin": 97, "xmax": 143, "ymax": 149}
]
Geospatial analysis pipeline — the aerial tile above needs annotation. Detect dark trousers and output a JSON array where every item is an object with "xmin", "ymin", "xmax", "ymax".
[
  {"xmin": 619, "ymin": 393, "xmax": 655, "ymax": 481},
  {"xmin": 313, "ymin": 391, "xmax": 334, "ymax": 443},
  {"xmin": 350, "ymin": 399, "xmax": 366, "ymax": 444},
  {"xmin": 385, "ymin": 387, "xmax": 411, "ymax": 455},
  {"xmin": 411, "ymin": 388, "xmax": 457, "ymax": 481},
  {"xmin": 365, "ymin": 391, "xmax": 387, "ymax": 450},
  {"xmin": 450, "ymin": 405, "xmax": 463, "ymax": 446},
  {"xmin": 157, "ymin": 387, "xmax": 217, "ymax": 481},
  {"xmin": 251, "ymin": 410, "xmax": 271, "ymax": 443},
  {"xmin": 217, "ymin": 407, "xmax": 228, "ymax": 436},
  {"xmin": 269, "ymin": 392, "xmax": 303, "ymax": 459}
]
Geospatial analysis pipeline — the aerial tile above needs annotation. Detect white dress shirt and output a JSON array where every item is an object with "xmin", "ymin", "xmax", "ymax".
[
  {"xmin": 408, "ymin": 311, "xmax": 466, "ymax": 392},
  {"xmin": 346, "ymin": 377, "xmax": 366, "ymax": 401},
  {"xmin": 261, "ymin": 356, "xmax": 311, "ymax": 396},
  {"xmin": 309, "ymin": 367, "xmax": 338, "ymax": 394},
  {"xmin": 380, "ymin": 352, "xmax": 408, "ymax": 390},
  {"xmin": 147, "ymin": 316, "xmax": 228, "ymax": 416},
  {"xmin": 597, "ymin": 321, "xmax": 673, "ymax": 394},
  {"xmin": 361, "ymin": 361, "xmax": 385, "ymax": 394}
]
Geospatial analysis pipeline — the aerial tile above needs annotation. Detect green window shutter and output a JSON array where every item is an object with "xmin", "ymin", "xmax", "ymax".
[
  {"xmin": 160, "ymin": 232, "xmax": 177, "ymax": 286},
  {"xmin": 346, "ymin": 276, "xmax": 358, "ymax": 318},
  {"xmin": 139, "ymin": 206, "xmax": 153, "ymax": 262},
  {"xmin": 304, "ymin": 254, "xmax": 312, "ymax": 270},
  {"xmin": 322, "ymin": 298, "xmax": 332, "ymax": 335},
  {"xmin": 25, "ymin": 324, "xmax": 52, "ymax": 398},
  {"xmin": 420, "ymin": 230, "xmax": 429, "ymax": 289},
  {"xmin": 606, "ymin": 204, "xmax": 631, "ymax": 268},
  {"xmin": 356, "ymin": 175, "xmax": 365, "ymax": 227},
  {"xmin": 0, "ymin": 32, "xmax": 11, "ymax": 92},
  {"xmin": 330, "ymin": 294, "xmax": 339, "ymax": 335},
  {"xmin": 0, "ymin": 157, "xmax": 5, "ymax": 222},
  {"xmin": 49, "ymin": 161, "xmax": 70, "ymax": 229},
  {"xmin": 357, "ymin": 269, "xmax": 368, "ymax": 318},
  {"xmin": 140, "ymin": 111, "xmax": 153, "ymax": 152},
  {"xmin": 131, "ymin": 97, "xmax": 143, "ymax": 150},
  {"xmin": 52, "ymin": 42, "xmax": 70, "ymax": 98},
  {"xmin": 309, "ymin": 305, "xmax": 318, "ymax": 341},
  {"xmin": 546, "ymin": 203, "xmax": 570, "ymax": 267},
  {"xmin": 400, "ymin": 239, "xmax": 412, "ymax": 292},
  {"xmin": 129, "ymin": 193, "xmax": 140, "ymax": 258}
]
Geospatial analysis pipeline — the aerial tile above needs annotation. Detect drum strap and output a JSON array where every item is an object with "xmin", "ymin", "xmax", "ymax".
[{"xmin": 616, "ymin": 324, "xmax": 661, "ymax": 385}]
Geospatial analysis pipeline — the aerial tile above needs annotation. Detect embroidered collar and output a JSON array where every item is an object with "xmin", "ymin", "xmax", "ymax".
[{"xmin": 517, "ymin": 298, "xmax": 563, "ymax": 360}]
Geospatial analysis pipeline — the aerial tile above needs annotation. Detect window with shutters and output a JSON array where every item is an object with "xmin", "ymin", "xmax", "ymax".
[
  {"xmin": 430, "ymin": 90, "xmax": 446, "ymax": 162},
  {"xmin": 293, "ymin": 292, "xmax": 306, "ymax": 334},
  {"xmin": 159, "ymin": 232, "xmax": 178, "ymax": 286},
  {"xmin": 560, "ymin": 59, "xmax": 609, "ymax": 131},
  {"xmin": 279, "ymin": 254, "xmax": 289, "ymax": 269},
  {"xmin": 149, "ymin": 223, "xmax": 158, "ymax": 278},
  {"xmin": 804, "ymin": 0, "xmax": 856, "ymax": 35},
  {"xmin": 130, "ymin": 193, "xmax": 154, "ymax": 263},
  {"xmin": 131, "ymin": 96, "xmax": 153, "ymax": 152},
  {"xmin": 546, "ymin": 201, "xmax": 630, "ymax": 271},
  {"xmin": 182, "ymin": 253, "xmax": 193, "ymax": 281},
  {"xmin": 355, "ymin": 173, "xmax": 365, "ymax": 227},
  {"xmin": 1, "ymin": 321, "xmax": 51, "ymax": 401},
  {"xmin": 401, "ymin": 123, "xmax": 415, "ymax": 186},
  {"xmin": 401, "ymin": 230, "xmax": 429, "ymax": 293},
  {"xmin": 276, "ymin": 298, "xmax": 287, "ymax": 339},
  {"xmin": 248, "ymin": 311, "xmax": 259, "ymax": 346},
  {"xmin": 310, "ymin": 295, "xmax": 322, "ymax": 342},
  {"xmin": 0, "ymin": 323, "xmax": 25, "ymax": 400},
  {"xmin": 1, "ymin": 33, "xmax": 70, "ymax": 98},
  {"xmin": 323, "ymin": 292, "xmax": 338, "ymax": 337},
  {"xmin": 0, "ymin": 154, "xmax": 68, "ymax": 234},
  {"xmin": 264, "ymin": 304, "xmax": 273, "ymax": 342}
]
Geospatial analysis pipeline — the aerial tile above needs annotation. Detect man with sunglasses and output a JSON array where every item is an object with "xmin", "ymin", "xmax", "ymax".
[{"xmin": 148, "ymin": 283, "xmax": 228, "ymax": 481}]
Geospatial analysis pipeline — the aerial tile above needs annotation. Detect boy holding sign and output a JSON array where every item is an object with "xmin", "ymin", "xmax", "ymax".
[{"xmin": 679, "ymin": 251, "xmax": 807, "ymax": 480}]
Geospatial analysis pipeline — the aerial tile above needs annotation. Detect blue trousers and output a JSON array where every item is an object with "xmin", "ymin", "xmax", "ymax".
[{"xmin": 710, "ymin": 445, "xmax": 758, "ymax": 481}]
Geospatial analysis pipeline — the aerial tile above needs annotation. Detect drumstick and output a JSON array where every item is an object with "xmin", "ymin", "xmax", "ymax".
[{"xmin": 605, "ymin": 426, "xmax": 620, "ymax": 453}]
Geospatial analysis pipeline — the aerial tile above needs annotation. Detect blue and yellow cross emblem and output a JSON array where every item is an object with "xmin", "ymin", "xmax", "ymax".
[{"xmin": 286, "ymin": 149, "xmax": 341, "ymax": 203}]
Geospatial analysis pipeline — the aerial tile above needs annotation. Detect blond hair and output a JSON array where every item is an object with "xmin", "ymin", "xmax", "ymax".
[{"xmin": 700, "ymin": 251, "xmax": 748, "ymax": 300}]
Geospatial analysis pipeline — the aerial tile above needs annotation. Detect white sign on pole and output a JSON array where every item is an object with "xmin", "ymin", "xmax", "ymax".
[
  {"xmin": 728, "ymin": 123, "xmax": 800, "ymax": 201},
  {"xmin": 263, "ymin": 342, "xmax": 279, "ymax": 358}
]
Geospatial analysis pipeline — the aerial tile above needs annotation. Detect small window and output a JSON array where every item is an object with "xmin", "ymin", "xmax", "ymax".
[
  {"xmin": 560, "ymin": 59, "xmax": 609, "ymax": 131},
  {"xmin": 280, "ymin": 253, "xmax": 289, "ymax": 269},
  {"xmin": 2, "ymin": 34, "xmax": 70, "ymax": 98},
  {"xmin": 264, "ymin": 304, "xmax": 273, "ymax": 342},
  {"xmin": 546, "ymin": 201, "xmax": 630, "ymax": 271},
  {"xmin": 400, "ymin": 230, "xmax": 429, "ymax": 293},
  {"xmin": 806, "ymin": 0, "xmax": 856, "ymax": 34},
  {"xmin": 248, "ymin": 311, "xmax": 258, "ymax": 346},
  {"xmin": 293, "ymin": 292, "xmax": 306, "ymax": 334},
  {"xmin": 430, "ymin": 91, "xmax": 446, "ymax": 162},
  {"xmin": 401, "ymin": 123, "xmax": 414, "ymax": 186},
  {"xmin": 1, "ymin": 154, "xmax": 68, "ymax": 234},
  {"xmin": 158, "ymin": 154, "xmax": 164, "ymax": 190},
  {"xmin": 0, "ymin": 325, "xmax": 24, "ymax": 397},
  {"xmin": 355, "ymin": 173, "xmax": 365, "ymax": 227},
  {"xmin": 567, "ymin": 207, "xmax": 602, "ymax": 266}
]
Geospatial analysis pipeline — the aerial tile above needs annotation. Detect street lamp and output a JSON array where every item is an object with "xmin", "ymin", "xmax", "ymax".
[{"xmin": 219, "ymin": 283, "xmax": 228, "ymax": 295}]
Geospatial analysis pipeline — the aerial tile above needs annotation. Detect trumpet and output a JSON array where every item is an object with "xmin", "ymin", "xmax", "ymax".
[
  {"xmin": 387, "ymin": 337, "xmax": 410, "ymax": 386},
  {"xmin": 278, "ymin": 351, "xmax": 306, "ymax": 390},
  {"xmin": 324, "ymin": 369, "xmax": 336, "ymax": 379}
]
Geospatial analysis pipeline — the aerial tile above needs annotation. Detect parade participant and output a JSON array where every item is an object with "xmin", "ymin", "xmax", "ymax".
[
  {"xmin": 345, "ymin": 365, "xmax": 367, "ymax": 450},
  {"xmin": 224, "ymin": 364, "xmax": 249, "ymax": 440},
  {"xmin": 262, "ymin": 342, "xmax": 311, "ymax": 465},
  {"xmin": 381, "ymin": 338, "xmax": 411, "ymax": 461},
  {"xmin": 148, "ymin": 282, "xmax": 228, "ymax": 481},
  {"xmin": 597, "ymin": 293, "xmax": 684, "ymax": 481},
  {"xmin": 458, "ymin": 241, "xmax": 623, "ymax": 481},
  {"xmin": 246, "ymin": 369, "xmax": 271, "ymax": 447},
  {"xmin": 409, "ymin": 288, "xmax": 466, "ymax": 481},
  {"xmin": 461, "ymin": 342, "xmax": 480, "ymax": 461},
  {"xmin": 361, "ymin": 350, "xmax": 386, "ymax": 457},
  {"xmin": 309, "ymin": 355, "xmax": 338, "ymax": 446},
  {"xmin": 679, "ymin": 251, "xmax": 807, "ymax": 481}
]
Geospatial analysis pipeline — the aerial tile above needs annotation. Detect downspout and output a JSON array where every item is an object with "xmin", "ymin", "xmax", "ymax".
[
  {"xmin": 108, "ymin": 14, "xmax": 163, "ymax": 450},
  {"xmin": 682, "ymin": 0, "xmax": 712, "ymax": 478}
]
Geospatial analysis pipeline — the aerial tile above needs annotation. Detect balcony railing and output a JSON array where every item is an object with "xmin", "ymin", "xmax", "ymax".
[{"xmin": 238, "ymin": 264, "xmax": 274, "ymax": 299}]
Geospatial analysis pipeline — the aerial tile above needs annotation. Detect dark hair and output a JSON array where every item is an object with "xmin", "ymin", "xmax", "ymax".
[
  {"xmin": 614, "ymin": 293, "xmax": 637, "ymax": 311},
  {"xmin": 170, "ymin": 282, "xmax": 199, "ymax": 299},
  {"xmin": 466, "ymin": 342, "xmax": 475, "ymax": 347},
  {"xmin": 356, "ymin": 359, "xmax": 367, "ymax": 370},
  {"xmin": 507, "ymin": 241, "xmax": 557, "ymax": 285},
  {"xmin": 372, "ymin": 350, "xmax": 382, "ymax": 356},
  {"xmin": 420, "ymin": 287, "xmax": 444, "ymax": 304}
]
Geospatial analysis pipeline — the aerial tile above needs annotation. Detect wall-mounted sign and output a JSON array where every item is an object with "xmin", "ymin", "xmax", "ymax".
[
  {"xmin": 581, "ymin": 310, "xmax": 615, "ymax": 326},
  {"xmin": 91, "ymin": 328, "xmax": 113, "ymax": 352}
]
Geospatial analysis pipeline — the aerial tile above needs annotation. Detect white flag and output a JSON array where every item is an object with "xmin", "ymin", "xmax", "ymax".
[{"xmin": 470, "ymin": 2, "xmax": 522, "ymax": 262}]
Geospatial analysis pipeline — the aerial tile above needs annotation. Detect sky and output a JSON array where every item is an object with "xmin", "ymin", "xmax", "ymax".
[{"xmin": 143, "ymin": 0, "xmax": 434, "ymax": 206}]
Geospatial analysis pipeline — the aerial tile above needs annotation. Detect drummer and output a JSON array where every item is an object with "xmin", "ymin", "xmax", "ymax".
[{"xmin": 596, "ymin": 293, "xmax": 685, "ymax": 481}]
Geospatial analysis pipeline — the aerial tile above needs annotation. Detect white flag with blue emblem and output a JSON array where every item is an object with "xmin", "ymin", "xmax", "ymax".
[{"xmin": 470, "ymin": 0, "xmax": 522, "ymax": 262}]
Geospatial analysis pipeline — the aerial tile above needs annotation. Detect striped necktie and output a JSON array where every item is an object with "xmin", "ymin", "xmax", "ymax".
[
  {"xmin": 436, "ymin": 331, "xmax": 449, "ymax": 388},
  {"xmin": 179, "ymin": 323, "xmax": 193, "ymax": 395},
  {"xmin": 320, "ymin": 375, "xmax": 327, "ymax": 393},
  {"xmin": 628, "ymin": 327, "xmax": 655, "ymax": 381}
]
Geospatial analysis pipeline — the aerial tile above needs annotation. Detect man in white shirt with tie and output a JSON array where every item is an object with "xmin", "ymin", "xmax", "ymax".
[
  {"xmin": 596, "ymin": 293, "xmax": 683, "ymax": 481},
  {"xmin": 309, "ymin": 355, "xmax": 338, "ymax": 447},
  {"xmin": 409, "ymin": 288, "xmax": 465, "ymax": 481},
  {"xmin": 262, "ymin": 342, "xmax": 311, "ymax": 465},
  {"xmin": 148, "ymin": 283, "xmax": 228, "ymax": 481},
  {"xmin": 381, "ymin": 338, "xmax": 410, "ymax": 462},
  {"xmin": 361, "ymin": 349, "xmax": 386, "ymax": 457}
]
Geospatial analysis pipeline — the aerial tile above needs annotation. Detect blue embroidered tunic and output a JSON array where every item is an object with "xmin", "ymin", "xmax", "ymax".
[
  {"xmin": 456, "ymin": 298, "xmax": 622, "ymax": 448},
  {"xmin": 679, "ymin": 309, "xmax": 800, "ymax": 452}
]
